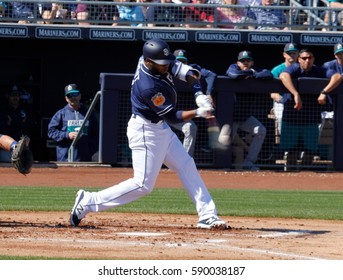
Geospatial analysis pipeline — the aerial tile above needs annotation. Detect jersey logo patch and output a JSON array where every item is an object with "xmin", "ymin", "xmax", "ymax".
[{"xmin": 151, "ymin": 93, "xmax": 166, "ymax": 107}]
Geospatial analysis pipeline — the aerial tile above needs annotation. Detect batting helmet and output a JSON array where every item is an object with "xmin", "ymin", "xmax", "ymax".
[{"xmin": 143, "ymin": 39, "xmax": 175, "ymax": 65}]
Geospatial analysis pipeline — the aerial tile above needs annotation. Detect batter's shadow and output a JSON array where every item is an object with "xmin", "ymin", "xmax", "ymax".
[{"xmin": 0, "ymin": 221, "xmax": 68, "ymax": 228}]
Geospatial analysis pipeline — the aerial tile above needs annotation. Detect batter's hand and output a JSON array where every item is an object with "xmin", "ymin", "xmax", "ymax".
[
  {"xmin": 196, "ymin": 107, "xmax": 214, "ymax": 118},
  {"xmin": 195, "ymin": 92, "xmax": 213, "ymax": 110}
]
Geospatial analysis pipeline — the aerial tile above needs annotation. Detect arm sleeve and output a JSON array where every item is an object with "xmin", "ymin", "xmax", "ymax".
[
  {"xmin": 253, "ymin": 69, "xmax": 274, "ymax": 79},
  {"xmin": 200, "ymin": 67, "xmax": 217, "ymax": 94},
  {"xmin": 226, "ymin": 64, "xmax": 254, "ymax": 79},
  {"xmin": 47, "ymin": 111, "xmax": 69, "ymax": 142},
  {"xmin": 162, "ymin": 110, "xmax": 184, "ymax": 124},
  {"xmin": 271, "ymin": 64, "xmax": 283, "ymax": 78},
  {"xmin": 282, "ymin": 63, "xmax": 299, "ymax": 77},
  {"xmin": 172, "ymin": 60, "xmax": 201, "ymax": 82}
]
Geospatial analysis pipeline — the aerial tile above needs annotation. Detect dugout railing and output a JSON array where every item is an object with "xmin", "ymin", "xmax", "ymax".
[
  {"xmin": 98, "ymin": 73, "xmax": 343, "ymax": 171},
  {"xmin": 0, "ymin": 0, "xmax": 339, "ymax": 31}
]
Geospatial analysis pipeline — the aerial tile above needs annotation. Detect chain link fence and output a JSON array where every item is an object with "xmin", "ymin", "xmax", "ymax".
[{"xmin": 0, "ymin": 0, "xmax": 341, "ymax": 31}]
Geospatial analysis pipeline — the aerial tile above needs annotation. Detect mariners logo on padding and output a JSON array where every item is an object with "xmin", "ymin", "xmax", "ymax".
[{"xmin": 151, "ymin": 93, "xmax": 166, "ymax": 107}]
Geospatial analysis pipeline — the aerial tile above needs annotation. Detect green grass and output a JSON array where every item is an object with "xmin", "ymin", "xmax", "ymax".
[{"xmin": 0, "ymin": 186, "xmax": 342, "ymax": 220}]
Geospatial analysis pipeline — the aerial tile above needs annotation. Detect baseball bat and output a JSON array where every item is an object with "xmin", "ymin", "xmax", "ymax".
[{"xmin": 206, "ymin": 116, "xmax": 230, "ymax": 150}]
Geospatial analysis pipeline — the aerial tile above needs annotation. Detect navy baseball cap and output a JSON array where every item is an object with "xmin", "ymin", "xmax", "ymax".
[
  {"xmin": 334, "ymin": 43, "xmax": 343, "ymax": 54},
  {"xmin": 64, "ymin": 84, "xmax": 79, "ymax": 96},
  {"xmin": 284, "ymin": 43, "xmax": 299, "ymax": 53},
  {"xmin": 238, "ymin": 51, "xmax": 253, "ymax": 61},
  {"xmin": 173, "ymin": 49, "xmax": 188, "ymax": 62}
]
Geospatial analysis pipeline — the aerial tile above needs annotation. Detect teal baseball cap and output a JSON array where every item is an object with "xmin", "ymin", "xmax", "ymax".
[
  {"xmin": 334, "ymin": 43, "xmax": 343, "ymax": 54},
  {"xmin": 238, "ymin": 50, "xmax": 254, "ymax": 61},
  {"xmin": 284, "ymin": 43, "xmax": 299, "ymax": 53},
  {"xmin": 64, "ymin": 84, "xmax": 80, "ymax": 96},
  {"xmin": 173, "ymin": 49, "xmax": 188, "ymax": 62}
]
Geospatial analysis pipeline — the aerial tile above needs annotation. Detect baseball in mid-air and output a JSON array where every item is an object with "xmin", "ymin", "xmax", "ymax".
[{"xmin": 218, "ymin": 124, "xmax": 231, "ymax": 146}]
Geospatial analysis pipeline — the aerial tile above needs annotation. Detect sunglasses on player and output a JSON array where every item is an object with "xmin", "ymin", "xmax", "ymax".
[{"xmin": 65, "ymin": 92, "xmax": 80, "ymax": 99}]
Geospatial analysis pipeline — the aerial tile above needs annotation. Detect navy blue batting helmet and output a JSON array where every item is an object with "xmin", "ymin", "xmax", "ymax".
[{"xmin": 143, "ymin": 39, "xmax": 175, "ymax": 65}]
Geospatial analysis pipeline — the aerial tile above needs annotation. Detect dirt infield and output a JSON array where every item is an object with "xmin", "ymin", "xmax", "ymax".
[{"xmin": 0, "ymin": 166, "xmax": 343, "ymax": 260}]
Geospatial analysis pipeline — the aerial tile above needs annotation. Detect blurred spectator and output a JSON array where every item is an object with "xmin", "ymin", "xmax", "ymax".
[
  {"xmin": 48, "ymin": 84, "xmax": 99, "ymax": 162},
  {"xmin": 208, "ymin": 0, "xmax": 260, "ymax": 27},
  {"xmin": 55, "ymin": 0, "xmax": 88, "ymax": 23},
  {"xmin": 216, "ymin": 0, "xmax": 246, "ymax": 28},
  {"xmin": 10, "ymin": 2, "xmax": 36, "ymax": 24},
  {"xmin": 183, "ymin": 0, "xmax": 215, "ymax": 28},
  {"xmin": 0, "ymin": 1, "xmax": 9, "ymax": 17},
  {"xmin": 325, "ymin": 0, "xmax": 343, "ymax": 28},
  {"xmin": 39, "ymin": 3, "xmax": 59, "ymax": 24},
  {"xmin": 238, "ymin": 0, "xmax": 261, "ymax": 4},
  {"xmin": 146, "ymin": 0, "xmax": 184, "ymax": 27},
  {"xmin": 171, "ymin": 49, "xmax": 217, "ymax": 156},
  {"xmin": 75, "ymin": 1, "xmax": 90, "ymax": 25},
  {"xmin": 278, "ymin": 48, "xmax": 342, "ymax": 170},
  {"xmin": 226, "ymin": 50, "xmax": 272, "ymax": 171},
  {"xmin": 237, "ymin": 0, "xmax": 261, "ymax": 17},
  {"xmin": 116, "ymin": 0, "xmax": 145, "ymax": 26},
  {"xmin": 138, "ymin": 0, "xmax": 153, "ymax": 22},
  {"xmin": 90, "ymin": 0, "xmax": 119, "ymax": 25},
  {"xmin": 247, "ymin": 0, "xmax": 287, "ymax": 30}
]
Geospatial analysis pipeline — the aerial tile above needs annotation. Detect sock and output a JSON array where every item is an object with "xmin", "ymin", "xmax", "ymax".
[{"xmin": 10, "ymin": 141, "xmax": 18, "ymax": 152}]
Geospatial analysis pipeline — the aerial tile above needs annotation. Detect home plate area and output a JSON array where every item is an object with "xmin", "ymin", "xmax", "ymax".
[
  {"xmin": 75, "ymin": 213, "xmax": 333, "ymax": 260},
  {"xmin": 0, "ymin": 212, "xmax": 341, "ymax": 260}
]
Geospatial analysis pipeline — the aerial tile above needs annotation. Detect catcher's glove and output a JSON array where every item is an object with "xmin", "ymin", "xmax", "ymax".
[{"xmin": 11, "ymin": 135, "xmax": 33, "ymax": 175}]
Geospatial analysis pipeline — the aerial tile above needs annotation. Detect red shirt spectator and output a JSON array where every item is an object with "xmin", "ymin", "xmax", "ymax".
[{"xmin": 183, "ymin": 0, "xmax": 214, "ymax": 28}]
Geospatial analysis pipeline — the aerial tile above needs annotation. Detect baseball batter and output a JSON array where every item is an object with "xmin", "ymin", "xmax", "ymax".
[{"xmin": 70, "ymin": 38, "xmax": 228, "ymax": 229}]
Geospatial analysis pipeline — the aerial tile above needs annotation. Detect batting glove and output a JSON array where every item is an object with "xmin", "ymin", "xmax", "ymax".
[
  {"xmin": 195, "ymin": 92, "xmax": 213, "ymax": 110},
  {"xmin": 196, "ymin": 107, "xmax": 213, "ymax": 118}
]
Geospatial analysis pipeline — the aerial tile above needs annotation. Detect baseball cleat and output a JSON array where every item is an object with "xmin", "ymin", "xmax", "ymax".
[
  {"xmin": 241, "ymin": 161, "xmax": 260, "ymax": 171},
  {"xmin": 70, "ymin": 189, "xmax": 86, "ymax": 227},
  {"xmin": 197, "ymin": 216, "xmax": 228, "ymax": 229}
]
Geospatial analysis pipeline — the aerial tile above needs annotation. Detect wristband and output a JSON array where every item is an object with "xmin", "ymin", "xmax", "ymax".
[
  {"xmin": 194, "ymin": 91, "xmax": 204, "ymax": 98},
  {"xmin": 320, "ymin": 90, "xmax": 328, "ymax": 95},
  {"xmin": 192, "ymin": 83, "xmax": 202, "ymax": 94}
]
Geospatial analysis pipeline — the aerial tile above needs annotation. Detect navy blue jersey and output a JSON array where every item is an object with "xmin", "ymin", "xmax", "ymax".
[
  {"xmin": 48, "ymin": 104, "xmax": 98, "ymax": 161},
  {"xmin": 225, "ymin": 63, "xmax": 272, "ymax": 121},
  {"xmin": 226, "ymin": 63, "xmax": 273, "ymax": 80},
  {"xmin": 282, "ymin": 63, "xmax": 326, "ymax": 78},
  {"xmin": 131, "ymin": 56, "xmax": 197, "ymax": 124},
  {"xmin": 323, "ymin": 59, "xmax": 343, "ymax": 77},
  {"xmin": 190, "ymin": 63, "xmax": 217, "ymax": 94},
  {"xmin": 282, "ymin": 63, "xmax": 327, "ymax": 124},
  {"xmin": 0, "ymin": 103, "xmax": 36, "ymax": 141}
]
